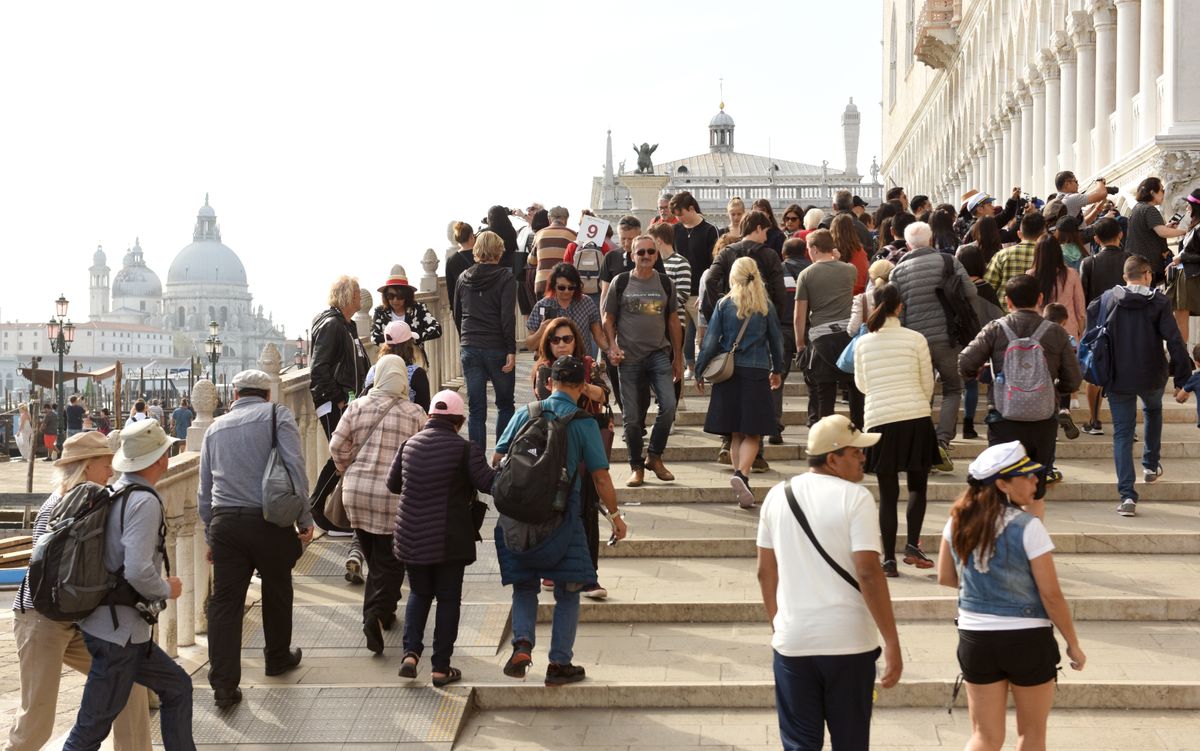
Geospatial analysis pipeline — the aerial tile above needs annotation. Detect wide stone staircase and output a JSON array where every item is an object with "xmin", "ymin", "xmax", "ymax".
[{"xmin": 41, "ymin": 374, "xmax": 1197, "ymax": 749}]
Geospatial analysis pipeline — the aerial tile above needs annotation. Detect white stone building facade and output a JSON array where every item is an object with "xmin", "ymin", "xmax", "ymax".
[{"xmin": 881, "ymin": 0, "xmax": 1200, "ymax": 205}]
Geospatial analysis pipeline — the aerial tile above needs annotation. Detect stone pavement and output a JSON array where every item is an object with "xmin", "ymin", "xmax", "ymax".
[{"xmin": 2, "ymin": 371, "xmax": 1199, "ymax": 748}]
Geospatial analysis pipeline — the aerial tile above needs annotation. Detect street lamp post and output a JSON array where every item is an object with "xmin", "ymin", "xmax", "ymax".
[
  {"xmin": 294, "ymin": 336, "xmax": 306, "ymax": 369},
  {"xmin": 47, "ymin": 294, "xmax": 75, "ymax": 457},
  {"xmin": 205, "ymin": 321, "xmax": 222, "ymax": 383}
]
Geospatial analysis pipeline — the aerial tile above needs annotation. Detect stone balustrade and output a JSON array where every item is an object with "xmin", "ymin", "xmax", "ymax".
[{"xmin": 151, "ymin": 277, "xmax": 461, "ymax": 654}]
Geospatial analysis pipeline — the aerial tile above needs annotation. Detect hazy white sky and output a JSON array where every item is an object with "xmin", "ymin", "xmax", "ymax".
[{"xmin": 0, "ymin": 1, "xmax": 883, "ymax": 339}]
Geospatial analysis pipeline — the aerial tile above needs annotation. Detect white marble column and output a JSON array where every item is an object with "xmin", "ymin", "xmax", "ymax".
[
  {"xmin": 1070, "ymin": 11, "xmax": 1097, "ymax": 177},
  {"xmin": 1160, "ymin": 0, "xmax": 1200, "ymax": 136},
  {"xmin": 1018, "ymin": 83, "xmax": 1034, "ymax": 192},
  {"xmin": 1055, "ymin": 34, "xmax": 1078, "ymax": 171},
  {"xmin": 175, "ymin": 515, "xmax": 195, "ymax": 647},
  {"xmin": 193, "ymin": 515, "xmax": 209, "ymax": 634},
  {"xmin": 1041, "ymin": 52, "xmax": 1062, "ymax": 192},
  {"xmin": 1139, "ymin": 0, "xmax": 1163, "ymax": 140},
  {"xmin": 987, "ymin": 125, "xmax": 1002, "ymax": 194},
  {"xmin": 1114, "ymin": 0, "xmax": 1141, "ymax": 153},
  {"xmin": 1001, "ymin": 106, "xmax": 1015, "ymax": 192},
  {"xmin": 1029, "ymin": 68, "xmax": 1047, "ymax": 192},
  {"xmin": 1092, "ymin": 0, "xmax": 1118, "ymax": 171}
]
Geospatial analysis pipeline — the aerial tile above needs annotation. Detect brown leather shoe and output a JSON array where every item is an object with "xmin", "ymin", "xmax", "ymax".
[
  {"xmin": 646, "ymin": 454, "xmax": 675, "ymax": 482},
  {"xmin": 625, "ymin": 468, "xmax": 645, "ymax": 487}
]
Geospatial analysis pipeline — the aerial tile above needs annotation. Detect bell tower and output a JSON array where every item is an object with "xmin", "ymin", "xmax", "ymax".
[{"xmin": 89, "ymin": 244, "xmax": 110, "ymax": 320}]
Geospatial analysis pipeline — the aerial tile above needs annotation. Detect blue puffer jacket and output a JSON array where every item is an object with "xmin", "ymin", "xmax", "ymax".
[
  {"xmin": 494, "ymin": 490, "xmax": 597, "ymax": 587},
  {"xmin": 695, "ymin": 297, "xmax": 785, "ymax": 374}
]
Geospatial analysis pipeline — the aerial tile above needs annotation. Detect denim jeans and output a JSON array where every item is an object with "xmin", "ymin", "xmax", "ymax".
[
  {"xmin": 618, "ymin": 349, "xmax": 677, "ymax": 469},
  {"xmin": 963, "ymin": 379, "xmax": 979, "ymax": 423},
  {"xmin": 460, "ymin": 345, "xmax": 516, "ymax": 451},
  {"xmin": 510, "ymin": 578, "xmax": 581, "ymax": 665},
  {"xmin": 63, "ymin": 634, "xmax": 194, "ymax": 751},
  {"xmin": 773, "ymin": 648, "xmax": 879, "ymax": 751},
  {"xmin": 403, "ymin": 563, "xmax": 465, "ymax": 672},
  {"xmin": 684, "ymin": 319, "xmax": 697, "ymax": 367},
  {"xmin": 1109, "ymin": 387, "xmax": 1164, "ymax": 502}
]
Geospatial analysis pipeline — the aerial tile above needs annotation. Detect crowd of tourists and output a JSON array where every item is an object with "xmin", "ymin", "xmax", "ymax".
[{"xmin": 6, "ymin": 177, "xmax": 1199, "ymax": 751}]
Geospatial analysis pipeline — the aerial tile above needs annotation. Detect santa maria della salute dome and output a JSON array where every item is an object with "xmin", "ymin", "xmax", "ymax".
[{"xmin": 88, "ymin": 194, "xmax": 285, "ymax": 370}]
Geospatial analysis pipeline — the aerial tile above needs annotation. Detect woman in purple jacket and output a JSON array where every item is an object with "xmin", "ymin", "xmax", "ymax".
[{"xmin": 387, "ymin": 390, "xmax": 496, "ymax": 687}]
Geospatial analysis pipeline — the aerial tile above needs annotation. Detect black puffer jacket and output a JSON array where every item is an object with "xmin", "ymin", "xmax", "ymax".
[
  {"xmin": 309, "ymin": 307, "xmax": 369, "ymax": 407},
  {"xmin": 388, "ymin": 418, "xmax": 497, "ymax": 565},
  {"xmin": 701, "ymin": 239, "xmax": 788, "ymax": 320}
]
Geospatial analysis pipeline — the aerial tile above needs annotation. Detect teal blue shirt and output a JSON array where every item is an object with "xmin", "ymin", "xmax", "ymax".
[{"xmin": 495, "ymin": 391, "xmax": 609, "ymax": 492}]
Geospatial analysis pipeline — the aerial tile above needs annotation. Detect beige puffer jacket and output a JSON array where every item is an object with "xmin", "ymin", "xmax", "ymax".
[{"xmin": 853, "ymin": 317, "xmax": 935, "ymax": 431}]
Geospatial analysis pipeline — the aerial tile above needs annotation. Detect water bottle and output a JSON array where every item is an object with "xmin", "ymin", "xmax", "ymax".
[{"xmin": 551, "ymin": 468, "xmax": 569, "ymax": 512}]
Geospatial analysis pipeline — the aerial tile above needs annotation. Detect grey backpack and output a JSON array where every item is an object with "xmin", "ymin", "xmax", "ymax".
[
  {"xmin": 262, "ymin": 403, "xmax": 307, "ymax": 527},
  {"xmin": 994, "ymin": 319, "xmax": 1057, "ymax": 422}
]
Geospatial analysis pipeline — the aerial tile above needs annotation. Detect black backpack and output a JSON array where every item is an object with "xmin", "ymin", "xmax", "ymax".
[
  {"xmin": 934, "ymin": 254, "xmax": 982, "ymax": 347},
  {"xmin": 493, "ymin": 401, "xmax": 589, "ymax": 524},
  {"xmin": 28, "ymin": 482, "xmax": 168, "ymax": 623}
]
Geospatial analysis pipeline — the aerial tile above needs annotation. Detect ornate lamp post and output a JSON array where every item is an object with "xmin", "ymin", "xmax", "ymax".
[
  {"xmin": 205, "ymin": 321, "xmax": 222, "ymax": 383},
  {"xmin": 47, "ymin": 294, "xmax": 75, "ymax": 456},
  {"xmin": 294, "ymin": 336, "xmax": 306, "ymax": 369}
]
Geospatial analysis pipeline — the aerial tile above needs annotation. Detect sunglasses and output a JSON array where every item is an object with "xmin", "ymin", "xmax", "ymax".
[
  {"xmin": 550, "ymin": 334, "xmax": 575, "ymax": 344},
  {"xmin": 636, "ymin": 248, "xmax": 657, "ymax": 256},
  {"xmin": 555, "ymin": 284, "xmax": 577, "ymax": 292},
  {"xmin": 386, "ymin": 291, "xmax": 405, "ymax": 300},
  {"xmin": 784, "ymin": 215, "xmax": 800, "ymax": 221}
]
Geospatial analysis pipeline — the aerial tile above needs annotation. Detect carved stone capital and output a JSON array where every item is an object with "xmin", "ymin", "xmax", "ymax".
[
  {"xmin": 1037, "ymin": 49, "xmax": 1060, "ymax": 80},
  {"xmin": 1089, "ymin": 0, "xmax": 1116, "ymax": 28},
  {"xmin": 1153, "ymin": 150, "xmax": 1200, "ymax": 199},
  {"xmin": 1051, "ymin": 31, "xmax": 1074, "ymax": 66},
  {"xmin": 1068, "ymin": 11, "xmax": 1095, "ymax": 47}
]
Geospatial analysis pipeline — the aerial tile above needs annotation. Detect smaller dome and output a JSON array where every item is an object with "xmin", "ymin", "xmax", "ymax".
[
  {"xmin": 709, "ymin": 108, "xmax": 735, "ymax": 128},
  {"xmin": 844, "ymin": 97, "xmax": 859, "ymax": 113},
  {"xmin": 112, "ymin": 264, "xmax": 163, "ymax": 299},
  {"xmin": 198, "ymin": 192, "xmax": 215, "ymax": 218},
  {"xmin": 92, "ymin": 244, "xmax": 106, "ymax": 266}
]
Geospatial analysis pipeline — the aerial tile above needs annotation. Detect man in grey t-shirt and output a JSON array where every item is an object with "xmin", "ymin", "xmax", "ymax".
[
  {"xmin": 1054, "ymin": 171, "xmax": 1110, "ymax": 221},
  {"xmin": 604, "ymin": 235, "xmax": 683, "ymax": 487},
  {"xmin": 794, "ymin": 229, "xmax": 857, "ymax": 425}
]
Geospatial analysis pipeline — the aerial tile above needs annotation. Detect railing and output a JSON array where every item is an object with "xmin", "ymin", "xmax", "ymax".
[
  {"xmin": 914, "ymin": 0, "xmax": 958, "ymax": 69},
  {"xmin": 152, "ymin": 276, "xmax": 462, "ymax": 656}
]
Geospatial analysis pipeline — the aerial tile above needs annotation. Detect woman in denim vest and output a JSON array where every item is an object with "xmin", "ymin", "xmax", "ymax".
[{"xmin": 936, "ymin": 442, "xmax": 1086, "ymax": 751}]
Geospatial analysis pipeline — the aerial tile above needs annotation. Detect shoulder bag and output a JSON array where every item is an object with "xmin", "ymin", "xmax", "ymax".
[
  {"xmin": 324, "ymin": 397, "xmax": 401, "ymax": 531},
  {"xmin": 262, "ymin": 404, "xmax": 308, "ymax": 528},
  {"xmin": 700, "ymin": 301, "xmax": 752, "ymax": 384},
  {"xmin": 783, "ymin": 480, "xmax": 860, "ymax": 592}
]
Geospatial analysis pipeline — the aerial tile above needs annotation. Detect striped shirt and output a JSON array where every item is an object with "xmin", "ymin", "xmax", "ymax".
[
  {"xmin": 11, "ymin": 494, "xmax": 58, "ymax": 612},
  {"xmin": 532, "ymin": 226, "xmax": 578, "ymax": 296},
  {"xmin": 662, "ymin": 251, "xmax": 693, "ymax": 324}
]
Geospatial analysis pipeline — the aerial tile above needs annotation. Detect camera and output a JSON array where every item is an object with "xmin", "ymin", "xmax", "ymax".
[
  {"xmin": 135, "ymin": 599, "xmax": 167, "ymax": 625},
  {"xmin": 1106, "ymin": 186, "xmax": 1120, "ymax": 195}
]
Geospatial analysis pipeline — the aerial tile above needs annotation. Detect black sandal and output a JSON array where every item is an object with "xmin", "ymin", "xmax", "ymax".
[
  {"xmin": 432, "ymin": 666, "xmax": 462, "ymax": 687},
  {"xmin": 398, "ymin": 652, "xmax": 419, "ymax": 679}
]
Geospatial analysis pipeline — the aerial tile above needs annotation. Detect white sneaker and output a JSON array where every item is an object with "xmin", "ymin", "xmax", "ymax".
[
  {"xmin": 1117, "ymin": 499, "xmax": 1137, "ymax": 517},
  {"xmin": 684, "ymin": 367, "xmax": 694, "ymax": 381},
  {"xmin": 582, "ymin": 584, "xmax": 608, "ymax": 600}
]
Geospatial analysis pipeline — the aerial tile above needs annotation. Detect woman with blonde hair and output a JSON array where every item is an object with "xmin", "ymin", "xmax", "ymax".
[
  {"xmin": 848, "ymin": 259, "xmax": 895, "ymax": 332},
  {"xmin": 15, "ymin": 402, "xmax": 33, "ymax": 461},
  {"xmin": 331, "ymin": 354, "xmax": 428, "ymax": 655},
  {"xmin": 6, "ymin": 431, "xmax": 152, "ymax": 750},
  {"xmin": 695, "ymin": 256, "xmax": 785, "ymax": 508},
  {"xmin": 721, "ymin": 196, "xmax": 746, "ymax": 237}
]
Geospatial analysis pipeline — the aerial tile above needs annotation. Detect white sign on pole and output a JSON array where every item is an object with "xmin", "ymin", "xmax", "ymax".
[{"xmin": 577, "ymin": 215, "xmax": 611, "ymax": 247}]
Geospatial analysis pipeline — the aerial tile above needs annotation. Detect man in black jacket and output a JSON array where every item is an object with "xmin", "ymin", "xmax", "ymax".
[
  {"xmin": 309, "ymin": 276, "xmax": 370, "ymax": 544},
  {"xmin": 1078, "ymin": 218, "xmax": 1131, "ymax": 434},
  {"xmin": 820, "ymin": 190, "xmax": 874, "ymax": 251},
  {"xmin": 1088, "ymin": 255, "xmax": 1193, "ymax": 517}
]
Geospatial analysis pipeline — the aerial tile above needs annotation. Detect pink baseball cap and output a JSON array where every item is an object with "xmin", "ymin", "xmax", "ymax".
[
  {"xmin": 429, "ymin": 390, "xmax": 465, "ymax": 417},
  {"xmin": 384, "ymin": 320, "xmax": 413, "ymax": 344}
]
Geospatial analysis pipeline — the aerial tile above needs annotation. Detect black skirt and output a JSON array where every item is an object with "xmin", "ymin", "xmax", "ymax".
[
  {"xmin": 704, "ymin": 367, "xmax": 777, "ymax": 437},
  {"xmin": 865, "ymin": 416, "xmax": 939, "ymax": 475}
]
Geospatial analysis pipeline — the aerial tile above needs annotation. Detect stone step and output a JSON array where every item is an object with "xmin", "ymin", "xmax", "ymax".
[
  {"xmin": 601, "ymin": 501, "xmax": 1200, "ymax": 556},
  {"xmin": 463, "ymin": 620, "xmax": 1200, "ymax": 710},
  {"xmin": 458, "ymin": 706, "xmax": 1200, "ymax": 751},
  {"xmin": 579, "ymin": 553, "xmax": 1200, "ymax": 608},
  {"xmin": 611, "ymin": 424, "xmax": 1200, "ymax": 462},
  {"xmin": 613, "ymin": 458, "xmax": 1200, "ymax": 503}
]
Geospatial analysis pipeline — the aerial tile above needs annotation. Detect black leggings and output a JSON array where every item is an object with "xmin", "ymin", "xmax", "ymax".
[{"xmin": 876, "ymin": 470, "xmax": 930, "ymax": 561}]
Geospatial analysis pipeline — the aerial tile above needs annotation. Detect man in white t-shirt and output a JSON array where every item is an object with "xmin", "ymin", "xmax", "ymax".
[{"xmin": 756, "ymin": 414, "xmax": 902, "ymax": 751}]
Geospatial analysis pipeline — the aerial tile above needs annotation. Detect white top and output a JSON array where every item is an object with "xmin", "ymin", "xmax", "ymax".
[
  {"xmin": 853, "ymin": 318, "xmax": 935, "ymax": 431},
  {"xmin": 756, "ymin": 473, "xmax": 881, "ymax": 657},
  {"xmin": 942, "ymin": 507, "xmax": 1055, "ymax": 630}
]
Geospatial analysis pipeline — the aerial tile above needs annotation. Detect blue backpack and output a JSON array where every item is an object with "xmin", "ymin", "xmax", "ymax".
[{"xmin": 1077, "ymin": 291, "xmax": 1118, "ymax": 387}]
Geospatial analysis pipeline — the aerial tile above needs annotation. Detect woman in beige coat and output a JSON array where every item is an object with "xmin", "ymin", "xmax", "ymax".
[
  {"xmin": 330, "ymin": 355, "xmax": 427, "ymax": 655},
  {"xmin": 853, "ymin": 283, "xmax": 939, "ymax": 577}
]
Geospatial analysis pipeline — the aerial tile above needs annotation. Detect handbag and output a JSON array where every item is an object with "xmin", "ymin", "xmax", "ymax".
[
  {"xmin": 700, "ymin": 303, "xmax": 752, "ymax": 384},
  {"xmin": 262, "ymin": 404, "xmax": 309, "ymax": 528},
  {"xmin": 783, "ymin": 480, "xmax": 860, "ymax": 592},
  {"xmin": 836, "ymin": 323, "xmax": 869, "ymax": 374},
  {"xmin": 324, "ymin": 397, "xmax": 401, "ymax": 531}
]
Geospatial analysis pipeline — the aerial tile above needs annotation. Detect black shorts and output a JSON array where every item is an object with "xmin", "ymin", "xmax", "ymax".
[{"xmin": 957, "ymin": 627, "xmax": 1060, "ymax": 686}]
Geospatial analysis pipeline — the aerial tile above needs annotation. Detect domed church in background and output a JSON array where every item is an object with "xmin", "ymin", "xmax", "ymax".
[{"xmin": 88, "ymin": 194, "xmax": 286, "ymax": 371}]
